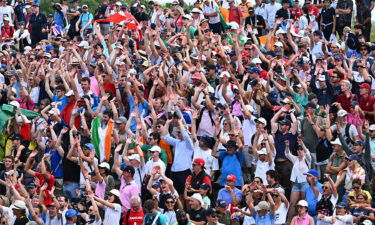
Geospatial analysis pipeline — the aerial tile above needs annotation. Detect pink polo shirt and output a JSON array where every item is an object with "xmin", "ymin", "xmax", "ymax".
[
  {"xmin": 293, "ymin": 214, "xmax": 312, "ymax": 225},
  {"xmin": 119, "ymin": 177, "xmax": 140, "ymax": 211}
]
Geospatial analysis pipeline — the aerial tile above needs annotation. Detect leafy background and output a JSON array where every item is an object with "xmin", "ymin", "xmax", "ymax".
[{"xmin": 40, "ymin": 0, "xmax": 158, "ymax": 15}]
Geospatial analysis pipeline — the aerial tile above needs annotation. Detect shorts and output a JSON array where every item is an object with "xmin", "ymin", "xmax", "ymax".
[{"xmin": 291, "ymin": 181, "xmax": 309, "ymax": 192}]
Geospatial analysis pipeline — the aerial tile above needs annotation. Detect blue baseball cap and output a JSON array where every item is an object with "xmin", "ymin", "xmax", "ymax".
[
  {"xmin": 65, "ymin": 209, "xmax": 80, "ymax": 218},
  {"xmin": 354, "ymin": 140, "xmax": 364, "ymax": 146},
  {"xmin": 303, "ymin": 169, "xmax": 319, "ymax": 178},
  {"xmin": 345, "ymin": 154, "xmax": 360, "ymax": 161},
  {"xmin": 336, "ymin": 202, "xmax": 347, "ymax": 208},
  {"xmin": 216, "ymin": 199, "xmax": 227, "ymax": 208},
  {"xmin": 248, "ymin": 67, "xmax": 260, "ymax": 74},
  {"xmin": 45, "ymin": 45, "xmax": 54, "ymax": 53},
  {"xmin": 26, "ymin": 183, "xmax": 36, "ymax": 188},
  {"xmin": 84, "ymin": 143, "xmax": 94, "ymax": 150}
]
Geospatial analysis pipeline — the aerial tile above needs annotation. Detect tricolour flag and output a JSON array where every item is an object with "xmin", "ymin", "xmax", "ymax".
[
  {"xmin": 91, "ymin": 116, "xmax": 114, "ymax": 162},
  {"xmin": 51, "ymin": 25, "xmax": 63, "ymax": 37}
]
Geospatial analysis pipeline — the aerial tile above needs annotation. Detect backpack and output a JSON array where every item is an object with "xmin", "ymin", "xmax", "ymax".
[{"xmin": 332, "ymin": 124, "xmax": 355, "ymax": 147}]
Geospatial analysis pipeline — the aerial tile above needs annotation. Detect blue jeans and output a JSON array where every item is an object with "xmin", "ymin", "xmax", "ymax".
[
  {"xmin": 292, "ymin": 182, "xmax": 309, "ymax": 192},
  {"xmin": 62, "ymin": 182, "xmax": 79, "ymax": 200}
]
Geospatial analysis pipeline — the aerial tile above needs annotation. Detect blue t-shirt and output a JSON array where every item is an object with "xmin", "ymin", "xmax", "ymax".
[
  {"xmin": 254, "ymin": 211, "xmax": 275, "ymax": 225},
  {"xmin": 217, "ymin": 188, "xmax": 242, "ymax": 205},
  {"xmin": 52, "ymin": 95, "xmax": 68, "ymax": 112},
  {"xmin": 128, "ymin": 94, "xmax": 149, "ymax": 132},
  {"xmin": 305, "ymin": 181, "xmax": 323, "ymax": 216},
  {"xmin": 219, "ymin": 151, "xmax": 243, "ymax": 186},
  {"xmin": 79, "ymin": 12, "xmax": 93, "ymax": 30},
  {"xmin": 45, "ymin": 147, "xmax": 63, "ymax": 178},
  {"xmin": 53, "ymin": 11, "xmax": 65, "ymax": 28}
]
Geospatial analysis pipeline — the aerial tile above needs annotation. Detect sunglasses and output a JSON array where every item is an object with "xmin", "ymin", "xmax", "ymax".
[
  {"xmin": 358, "ymin": 66, "xmax": 366, "ymax": 68},
  {"xmin": 166, "ymin": 201, "xmax": 174, "ymax": 204},
  {"xmin": 331, "ymin": 76, "xmax": 338, "ymax": 78},
  {"xmin": 210, "ymin": 215, "xmax": 218, "ymax": 218},
  {"xmin": 229, "ymin": 134, "xmax": 236, "ymax": 137},
  {"xmin": 272, "ymin": 194, "xmax": 279, "ymax": 197},
  {"xmin": 360, "ymin": 48, "xmax": 368, "ymax": 51},
  {"xmin": 353, "ymin": 186, "xmax": 360, "ymax": 189}
]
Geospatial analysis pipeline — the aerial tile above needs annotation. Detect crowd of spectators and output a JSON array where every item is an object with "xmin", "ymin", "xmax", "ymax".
[{"xmin": 0, "ymin": 0, "xmax": 374, "ymax": 224}]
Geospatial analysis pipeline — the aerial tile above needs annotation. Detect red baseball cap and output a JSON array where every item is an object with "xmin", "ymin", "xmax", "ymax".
[
  {"xmin": 359, "ymin": 83, "xmax": 371, "ymax": 91},
  {"xmin": 193, "ymin": 158, "xmax": 205, "ymax": 167},
  {"xmin": 226, "ymin": 174, "xmax": 236, "ymax": 182}
]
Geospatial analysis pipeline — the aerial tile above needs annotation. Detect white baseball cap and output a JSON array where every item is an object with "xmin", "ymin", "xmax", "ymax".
[
  {"xmin": 150, "ymin": 146, "xmax": 161, "ymax": 153},
  {"xmin": 128, "ymin": 154, "xmax": 141, "ymax": 162},
  {"xmin": 337, "ymin": 109, "xmax": 347, "ymax": 117},
  {"xmin": 219, "ymin": 71, "xmax": 230, "ymax": 78},
  {"xmin": 274, "ymin": 41, "xmax": 283, "ymax": 48},
  {"xmin": 255, "ymin": 117, "xmax": 267, "ymax": 126},
  {"xmin": 191, "ymin": 193, "xmax": 204, "ymax": 206},
  {"xmin": 297, "ymin": 200, "xmax": 308, "ymax": 207},
  {"xmin": 77, "ymin": 41, "xmax": 89, "ymax": 49},
  {"xmin": 109, "ymin": 189, "xmax": 120, "ymax": 197},
  {"xmin": 330, "ymin": 138, "xmax": 342, "ymax": 146},
  {"xmin": 98, "ymin": 162, "xmax": 110, "ymax": 170},
  {"xmin": 252, "ymin": 58, "xmax": 262, "ymax": 64}
]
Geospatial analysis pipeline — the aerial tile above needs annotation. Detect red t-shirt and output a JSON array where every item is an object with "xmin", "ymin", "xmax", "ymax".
[
  {"xmin": 290, "ymin": 7, "xmax": 303, "ymax": 19},
  {"xmin": 359, "ymin": 95, "xmax": 375, "ymax": 123},
  {"xmin": 123, "ymin": 209, "xmax": 145, "ymax": 225},
  {"xmin": 35, "ymin": 172, "xmax": 55, "ymax": 206},
  {"xmin": 60, "ymin": 100, "xmax": 81, "ymax": 129},
  {"xmin": 336, "ymin": 93, "xmax": 358, "ymax": 112},
  {"xmin": 228, "ymin": 7, "xmax": 243, "ymax": 24},
  {"xmin": 308, "ymin": 5, "xmax": 319, "ymax": 17},
  {"xmin": 103, "ymin": 82, "xmax": 116, "ymax": 96},
  {"xmin": 20, "ymin": 123, "xmax": 31, "ymax": 141}
]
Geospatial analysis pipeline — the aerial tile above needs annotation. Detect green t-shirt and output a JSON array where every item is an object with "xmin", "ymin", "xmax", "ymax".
[
  {"xmin": 328, "ymin": 152, "xmax": 347, "ymax": 181},
  {"xmin": 141, "ymin": 144, "xmax": 168, "ymax": 165},
  {"xmin": 293, "ymin": 93, "xmax": 308, "ymax": 116}
]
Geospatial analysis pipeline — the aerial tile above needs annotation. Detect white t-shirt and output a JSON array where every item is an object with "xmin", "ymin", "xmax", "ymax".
[
  {"xmin": 144, "ymin": 158, "xmax": 166, "ymax": 175},
  {"xmin": 202, "ymin": 2, "xmax": 221, "ymax": 24},
  {"xmin": 103, "ymin": 203, "xmax": 122, "ymax": 225},
  {"xmin": 215, "ymin": 83, "xmax": 238, "ymax": 105},
  {"xmin": 86, "ymin": 215, "xmax": 102, "ymax": 225},
  {"xmin": 265, "ymin": 3, "xmax": 281, "ymax": 29},
  {"xmin": 254, "ymin": 160, "xmax": 274, "ymax": 185},
  {"xmin": 0, "ymin": 5, "xmax": 14, "ymax": 27},
  {"xmin": 45, "ymin": 210, "xmax": 63, "ymax": 225},
  {"xmin": 242, "ymin": 116, "xmax": 256, "ymax": 146},
  {"xmin": 193, "ymin": 143, "xmax": 219, "ymax": 175},
  {"xmin": 274, "ymin": 203, "xmax": 289, "ymax": 225}
]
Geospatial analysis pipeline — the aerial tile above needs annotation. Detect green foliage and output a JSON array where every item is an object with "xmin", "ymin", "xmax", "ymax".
[{"xmin": 40, "ymin": 0, "xmax": 100, "ymax": 15}]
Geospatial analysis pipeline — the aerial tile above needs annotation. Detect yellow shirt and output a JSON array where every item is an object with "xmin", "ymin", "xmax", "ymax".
[{"xmin": 348, "ymin": 190, "xmax": 372, "ymax": 206}]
